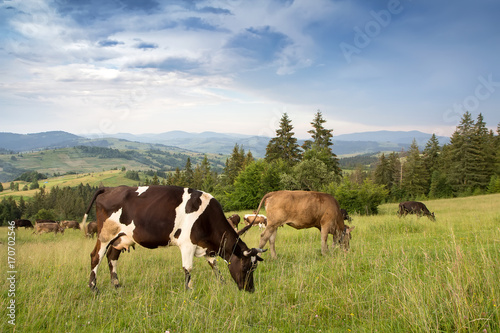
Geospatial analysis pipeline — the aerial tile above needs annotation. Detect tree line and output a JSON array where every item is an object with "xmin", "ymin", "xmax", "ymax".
[{"xmin": 1, "ymin": 110, "xmax": 498, "ymax": 224}]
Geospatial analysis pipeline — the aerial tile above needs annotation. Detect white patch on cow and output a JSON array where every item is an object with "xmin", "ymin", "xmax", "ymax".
[
  {"xmin": 136, "ymin": 186, "xmax": 149, "ymax": 196},
  {"xmin": 244, "ymin": 214, "xmax": 266, "ymax": 219},
  {"xmin": 170, "ymin": 188, "xmax": 212, "ymax": 271}
]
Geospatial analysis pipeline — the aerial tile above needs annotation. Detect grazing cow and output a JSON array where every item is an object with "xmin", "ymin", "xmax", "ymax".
[
  {"xmin": 244, "ymin": 214, "xmax": 267, "ymax": 229},
  {"xmin": 340, "ymin": 209, "xmax": 352, "ymax": 222},
  {"xmin": 252, "ymin": 191, "xmax": 355, "ymax": 258},
  {"xmin": 14, "ymin": 219, "xmax": 34, "ymax": 229},
  {"xmin": 398, "ymin": 201, "xmax": 435, "ymax": 221},
  {"xmin": 85, "ymin": 221, "xmax": 98, "ymax": 238},
  {"xmin": 61, "ymin": 220, "xmax": 80, "ymax": 230},
  {"xmin": 34, "ymin": 223, "xmax": 65, "ymax": 235},
  {"xmin": 82, "ymin": 185, "xmax": 265, "ymax": 293},
  {"xmin": 226, "ymin": 214, "xmax": 241, "ymax": 230}
]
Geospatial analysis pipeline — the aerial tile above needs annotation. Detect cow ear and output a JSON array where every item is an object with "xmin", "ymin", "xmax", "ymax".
[{"xmin": 346, "ymin": 226, "xmax": 355, "ymax": 234}]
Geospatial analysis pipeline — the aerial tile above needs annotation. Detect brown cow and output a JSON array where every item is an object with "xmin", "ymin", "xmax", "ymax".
[
  {"xmin": 226, "ymin": 214, "xmax": 241, "ymax": 230},
  {"xmin": 85, "ymin": 221, "xmax": 98, "ymax": 238},
  {"xmin": 61, "ymin": 220, "xmax": 80, "ymax": 230},
  {"xmin": 82, "ymin": 185, "xmax": 265, "ymax": 293},
  {"xmin": 252, "ymin": 191, "xmax": 355, "ymax": 258},
  {"xmin": 34, "ymin": 223, "xmax": 65, "ymax": 235}
]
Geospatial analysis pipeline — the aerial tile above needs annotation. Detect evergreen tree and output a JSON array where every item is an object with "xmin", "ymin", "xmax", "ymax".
[
  {"xmin": 448, "ymin": 112, "xmax": 491, "ymax": 193},
  {"xmin": 374, "ymin": 153, "xmax": 391, "ymax": 187},
  {"xmin": 402, "ymin": 139, "xmax": 428, "ymax": 197},
  {"xmin": 223, "ymin": 144, "xmax": 246, "ymax": 186},
  {"xmin": 472, "ymin": 113, "xmax": 495, "ymax": 189},
  {"xmin": 0, "ymin": 182, "xmax": 3, "ymax": 192},
  {"xmin": 265, "ymin": 113, "xmax": 301, "ymax": 166},
  {"xmin": 302, "ymin": 111, "xmax": 341, "ymax": 175},
  {"xmin": 184, "ymin": 158, "xmax": 194, "ymax": 188},
  {"xmin": 423, "ymin": 134, "xmax": 441, "ymax": 174}
]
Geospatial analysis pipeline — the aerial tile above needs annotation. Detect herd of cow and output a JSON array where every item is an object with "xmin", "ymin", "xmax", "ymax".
[
  {"xmin": 13, "ymin": 218, "xmax": 98, "ymax": 237},
  {"xmin": 14, "ymin": 185, "xmax": 435, "ymax": 293}
]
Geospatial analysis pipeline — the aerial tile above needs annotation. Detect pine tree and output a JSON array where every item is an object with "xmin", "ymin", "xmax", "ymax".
[
  {"xmin": 448, "ymin": 112, "xmax": 490, "ymax": 193},
  {"xmin": 184, "ymin": 158, "xmax": 194, "ymax": 188},
  {"xmin": 223, "ymin": 144, "xmax": 246, "ymax": 186},
  {"xmin": 423, "ymin": 134, "xmax": 441, "ymax": 174},
  {"xmin": 402, "ymin": 139, "xmax": 428, "ymax": 197},
  {"xmin": 265, "ymin": 113, "xmax": 301, "ymax": 166},
  {"xmin": 302, "ymin": 110, "xmax": 340, "ymax": 175},
  {"xmin": 472, "ymin": 113, "xmax": 495, "ymax": 189},
  {"xmin": 374, "ymin": 153, "xmax": 391, "ymax": 187}
]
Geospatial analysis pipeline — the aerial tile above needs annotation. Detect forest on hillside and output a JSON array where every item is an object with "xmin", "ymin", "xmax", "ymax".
[{"xmin": 1, "ymin": 111, "xmax": 499, "ymax": 224}]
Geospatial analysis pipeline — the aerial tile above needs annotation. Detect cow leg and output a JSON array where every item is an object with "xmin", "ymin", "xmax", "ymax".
[
  {"xmin": 206, "ymin": 256, "xmax": 225, "ymax": 283},
  {"xmin": 260, "ymin": 226, "xmax": 278, "ymax": 258},
  {"xmin": 179, "ymin": 245, "xmax": 196, "ymax": 290},
  {"xmin": 107, "ymin": 246, "xmax": 122, "ymax": 288},
  {"xmin": 320, "ymin": 226, "xmax": 329, "ymax": 256},
  {"xmin": 89, "ymin": 239, "xmax": 109, "ymax": 292}
]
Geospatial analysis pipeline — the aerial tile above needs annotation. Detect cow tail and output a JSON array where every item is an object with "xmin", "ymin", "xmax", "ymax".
[
  {"xmin": 80, "ymin": 188, "xmax": 105, "ymax": 236},
  {"xmin": 237, "ymin": 192, "xmax": 274, "ymax": 236}
]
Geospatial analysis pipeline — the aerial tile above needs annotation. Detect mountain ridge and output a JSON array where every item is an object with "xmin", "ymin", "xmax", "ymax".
[{"xmin": 0, "ymin": 130, "xmax": 450, "ymax": 157}]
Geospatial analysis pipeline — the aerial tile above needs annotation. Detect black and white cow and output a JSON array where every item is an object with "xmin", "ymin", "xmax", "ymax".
[{"xmin": 82, "ymin": 185, "xmax": 264, "ymax": 293}]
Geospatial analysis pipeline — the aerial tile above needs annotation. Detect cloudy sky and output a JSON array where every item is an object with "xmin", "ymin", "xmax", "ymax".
[{"xmin": 1, "ymin": 0, "xmax": 499, "ymax": 139}]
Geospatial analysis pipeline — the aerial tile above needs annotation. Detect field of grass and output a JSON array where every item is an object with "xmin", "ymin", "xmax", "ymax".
[{"xmin": 1, "ymin": 194, "xmax": 499, "ymax": 332}]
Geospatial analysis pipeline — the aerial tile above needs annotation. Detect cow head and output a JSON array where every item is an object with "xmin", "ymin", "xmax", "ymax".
[
  {"xmin": 338, "ymin": 225, "xmax": 355, "ymax": 251},
  {"xmin": 228, "ymin": 248, "xmax": 265, "ymax": 292},
  {"xmin": 428, "ymin": 212, "xmax": 436, "ymax": 221}
]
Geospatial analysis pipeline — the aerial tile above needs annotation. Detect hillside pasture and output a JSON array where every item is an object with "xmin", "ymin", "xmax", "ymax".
[{"xmin": 1, "ymin": 194, "xmax": 499, "ymax": 332}]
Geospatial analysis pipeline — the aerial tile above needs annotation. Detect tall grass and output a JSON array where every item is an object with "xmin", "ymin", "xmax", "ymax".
[{"xmin": 1, "ymin": 194, "xmax": 499, "ymax": 332}]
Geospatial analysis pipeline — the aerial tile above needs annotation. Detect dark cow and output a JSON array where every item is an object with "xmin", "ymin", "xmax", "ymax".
[
  {"xmin": 14, "ymin": 219, "xmax": 34, "ymax": 229},
  {"xmin": 85, "ymin": 221, "xmax": 98, "ymax": 238},
  {"xmin": 34, "ymin": 223, "xmax": 64, "ymax": 234},
  {"xmin": 82, "ymin": 185, "xmax": 265, "ymax": 293},
  {"xmin": 226, "ymin": 214, "xmax": 241, "ymax": 230},
  {"xmin": 340, "ymin": 209, "xmax": 352, "ymax": 222},
  {"xmin": 61, "ymin": 220, "xmax": 80, "ymax": 230},
  {"xmin": 398, "ymin": 201, "xmax": 435, "ymax": 221},
  {"xmin": 252, "ymin": 191, "xmax": 355, "ymax": 258}
]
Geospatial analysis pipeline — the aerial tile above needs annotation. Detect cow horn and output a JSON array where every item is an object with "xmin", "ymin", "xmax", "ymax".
[{"xmin": 243, "ymin": 248, "xmax": 267, "ymax": 257}]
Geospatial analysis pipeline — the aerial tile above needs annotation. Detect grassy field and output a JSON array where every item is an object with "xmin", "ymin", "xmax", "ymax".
[
  {"xmin": 1, "ymin": 194, "xmax": 499, "ymax": 332},
  {"xmin": 0, "ymin": 170, "xmax": 143, "ymax": 200}
]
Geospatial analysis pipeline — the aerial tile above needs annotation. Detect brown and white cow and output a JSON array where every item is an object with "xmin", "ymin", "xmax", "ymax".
[
  {"xmin": 81, "ymin": 185, "xmax": 265, "ymax": 293},
  {"xmin": 398, "ymin": 201, "xmax": 435, "ymax": 221},
  {"xmin": 252, "ymin": 190, "xmax": 355, "ymax": 258},
  {"xmin": 244, "ymin": 214, "xmax": 267, "ymax": 229},
  {"xmin": 33, "ymin": 222, "xmax": 64, "ymax": 235}
]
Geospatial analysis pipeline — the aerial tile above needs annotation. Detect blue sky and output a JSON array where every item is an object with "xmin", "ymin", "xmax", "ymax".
[{"xmin": 1, "ymin": 0, "xmax": 499, "ymax": 139}]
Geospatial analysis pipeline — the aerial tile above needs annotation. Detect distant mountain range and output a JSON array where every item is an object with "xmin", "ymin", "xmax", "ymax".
[{"xmin": 0, "ymin": 130, "xmax": 450, "ymax": 157}]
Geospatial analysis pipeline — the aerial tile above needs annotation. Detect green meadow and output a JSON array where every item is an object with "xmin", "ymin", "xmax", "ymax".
[{"xmin": 1, "ymin": 194, "xmax": 499, "ymax": 332}]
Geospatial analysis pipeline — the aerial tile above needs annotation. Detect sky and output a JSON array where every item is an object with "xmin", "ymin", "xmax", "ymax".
[{"xmin": 1, "ymin": 0, "xmax": 499, "ymax": 140}]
